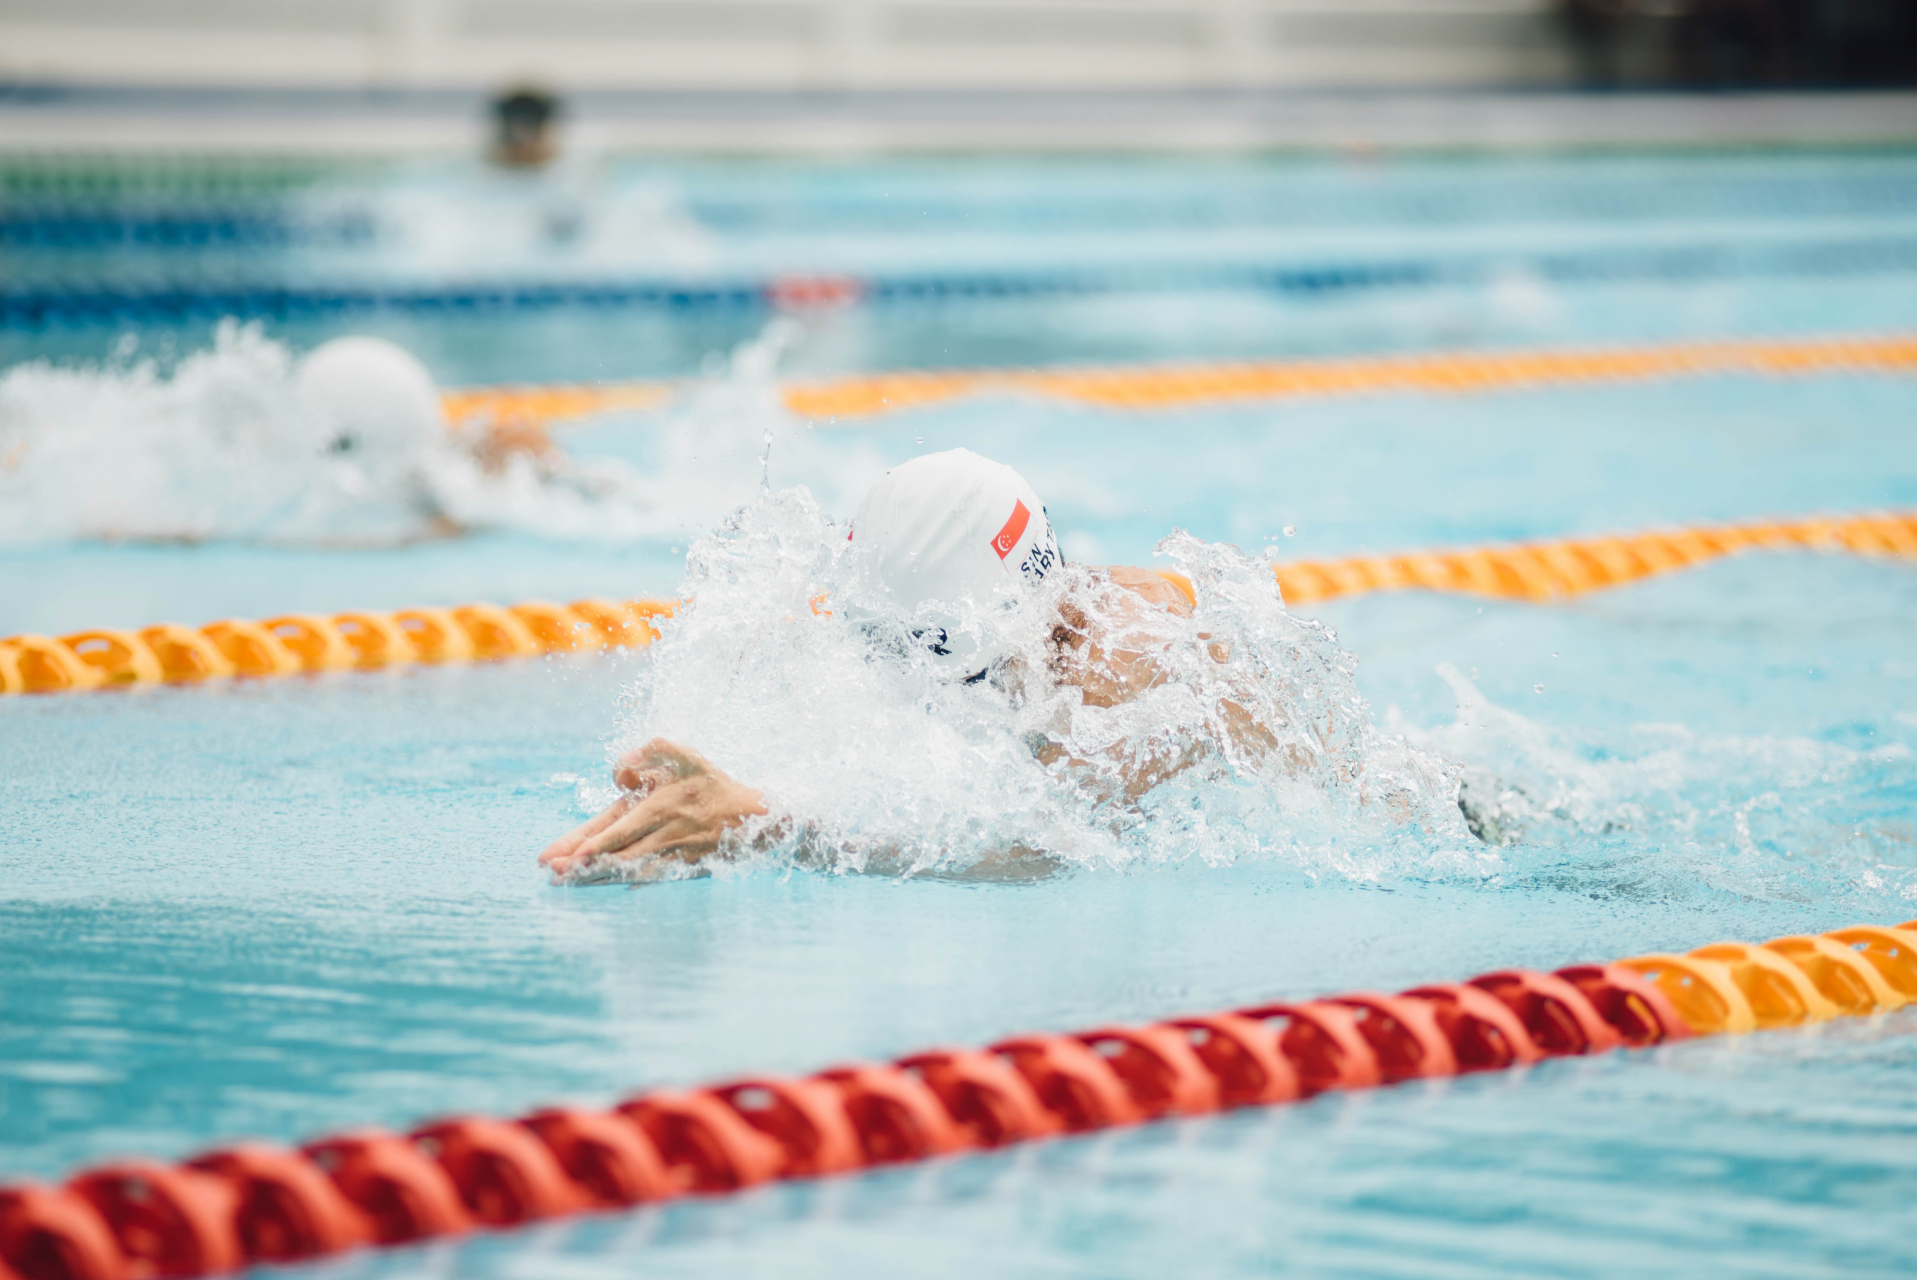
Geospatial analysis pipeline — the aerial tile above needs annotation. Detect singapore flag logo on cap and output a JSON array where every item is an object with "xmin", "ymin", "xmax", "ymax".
[{"xmin": 991, "ymin": 501, "xmax": 1031, "ymax": 560}]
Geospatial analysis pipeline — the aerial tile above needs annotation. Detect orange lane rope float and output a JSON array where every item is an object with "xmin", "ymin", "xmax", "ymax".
[
  {"xmin": 440, "ymin": 333, "xmax": 1917, "ymax": 429},
  {"xmin": 3, "ymin": 921, "xmax": 1912, "ymax": 1280},
  {"xmin": 1269, "ymin": 509, "xmax": 1917, "ymax": 607},
  {"xmin": 438, "ymin": 381, "xmax": 673, "ymax": 429},
  {"xmin": 4, "ymin": 512, "xmax": 1914, "ymax": 697},
  {"xmin": 0, "ymin": 600, "xmax": 676, "ymax": 696},
  {"xmin": 780, "ymin": 333, "xmax": 1917, "ymax": 420}
]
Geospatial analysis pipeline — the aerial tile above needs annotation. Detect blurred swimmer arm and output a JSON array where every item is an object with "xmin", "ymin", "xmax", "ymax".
[
  {"xmin": 1039, "ymin": 567, "xmax": 1285, "ymax": 797},
  {"xmin": 1044, "ymin": 569, "xmax": 1189, "ymax": 704},
  {"xmin": 1102, "ymin": 566, "xmax": 1194, "ymax": 615},
  {"xmin": 539, "ymin": 739, "xmax": 768, "ymax": 881}
]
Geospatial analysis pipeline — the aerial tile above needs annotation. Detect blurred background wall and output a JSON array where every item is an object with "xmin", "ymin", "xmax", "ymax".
[
  {"xmin": 2, "ymin": 1, "xmax": 1567, "ymax": 92},
  {"xmin": 2, "ymin": 0, "xmax": 1909, "ymax": 94}
]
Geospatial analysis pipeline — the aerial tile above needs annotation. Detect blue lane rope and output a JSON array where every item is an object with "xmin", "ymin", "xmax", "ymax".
[
  {"xmin": 0, "ymin": 211, "xmax": 374, "ymax": 249},
  {"xmin": 5, "ymin": 236, "xmax": 1917, "ymax": 328}
]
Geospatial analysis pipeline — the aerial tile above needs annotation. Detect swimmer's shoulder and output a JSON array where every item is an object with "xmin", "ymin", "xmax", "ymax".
[{"xmin": 1099, "ymin": 565, "xmax": 1195, "ymax": 616}]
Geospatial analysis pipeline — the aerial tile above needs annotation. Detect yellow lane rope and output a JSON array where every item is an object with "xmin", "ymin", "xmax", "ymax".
[
  {"xmin": 1271, "ymin": 510, "xmax": 1917, "ymax": 606},
  {"xmin": 440, "ymin": 333, "xmax": 1917, "ymax": 427},
  {"xmin": 783, "ymin": 333, "xmax": 1917, "ymax": 420},
  {"xmin": 440, "ymin": 381, "xmax": 673, "ymax": 427},
  {"xmin": 5, "ymin": 510, "xmax": 1913, "ymax": 696},
  {"xmin": 0, "ymin": 599, "xmax": 676, "ymax": 695}
]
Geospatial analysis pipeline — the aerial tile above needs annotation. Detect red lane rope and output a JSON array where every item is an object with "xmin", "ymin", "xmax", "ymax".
[{"xmin": 4, "ymin": 921, "xmax": 1914, "ymax": 1279}]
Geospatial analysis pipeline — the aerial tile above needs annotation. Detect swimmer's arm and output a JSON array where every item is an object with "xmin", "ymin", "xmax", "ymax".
[
  {"xmin": 1105, "ymin": 567, "xmax": 1282, "ymax": 767},
  {"xmin": 539, "ymin": 739, "xmax": 768, "ymax": 882},
  {"xmin": 1047, "ymin": 569, "xmax": 1190, "ymax": 707},
  {"xmin": 1102, "ymin": 566, "xmax": 1194, "ymax": 617},
  {"xmin": 542, "ymin": 742, "xmax": 1059, "ymax": 884},
  {"xmin": 1048, "ymin": 567, "xmax": 1284, "ymax": 794},
  {"xmin": 1037, "ymin": 695, "xmax": 1279, "ymax": 805},
  {"xmin": 1029, "ymin": 568, "xmax": 1195, "ymax": 799}
]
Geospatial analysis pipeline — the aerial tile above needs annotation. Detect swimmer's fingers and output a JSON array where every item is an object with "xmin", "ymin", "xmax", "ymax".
[
  {"xmin": 545, "ymin": 822, "xmax": 669, "ymax": 882},
  {"xmin": 614, "ymin": 764, "xmax": 675, "ymax": 798},
  {"xmin": 573, "ymin": 775, "xmax": 768, "ymax": 864},
  {"xmin": 544, "ymin": 812, "xmax": 641, "ymax": 878},
  {"xmin": 613, "ymin": 738, "xmax": 711, "ymax": 792},
  {"xmin": 611, "ymin": 748, "xmax": 667, "ymax": 793},
  {"xmin": 547, "ymin": 754, "xmax": 768, "ymax": 883},
  {"xmin": 624, "ymin": 824, "xmax": 724, "ymax": 865},
  {"xmin": 572, "ymin": 793, "xmax": 682, "ymax": 861},
  {"xmin": 543, "ymin": 796, "xmax": 629, "ymax": 858},
  {"xmin": 539, "ymin": 796, "xmax": 633, "ymax": 869},
  {"xmin": 577, "ymin": 790, "xmax": 722, "ymax": 859},
  {"xmin": 545, "ymin": 820, "xmax": 726, "ymax": 882},
  {"xmin": 637, "ymin": 739, "xmax": 715, "ymax": 778}
]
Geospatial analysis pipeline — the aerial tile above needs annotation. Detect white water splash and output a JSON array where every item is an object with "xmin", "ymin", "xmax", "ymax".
[
  {"xmin": 295, "ymin": 160, "xmax": 720, "ymax": 281},
  {"xmin": 0, "ymin": 321, "xmax": 757, "ymax": 547},
  {"xmin": 575, "ymin": 487, "xmax": 1484, "ymax": 885},
  {"xmin": 1391, "ymin": 664, "xmax": 1917, "ymax": 906}
]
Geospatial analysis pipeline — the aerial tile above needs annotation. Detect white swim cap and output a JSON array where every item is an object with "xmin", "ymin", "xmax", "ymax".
[
  {"xmin": 295, "ymin": 336, "xmax": 442, "ymax": 467},
  {"xmin": 849, "ymin": 448, "xmax": 1060, "ymax": 670}
]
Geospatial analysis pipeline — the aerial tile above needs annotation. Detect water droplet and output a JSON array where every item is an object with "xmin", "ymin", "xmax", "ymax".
[
  {"xmin": 1283, "ymin": 525, "xmax": 1296, "ymax": 537},
  {"xmin": 1533, "ymin": 683, "xmax": 1544, "ymax": 693},
  {"xmin": 916, "ymin": 437, "xmax": 925, "ymax": 444}
]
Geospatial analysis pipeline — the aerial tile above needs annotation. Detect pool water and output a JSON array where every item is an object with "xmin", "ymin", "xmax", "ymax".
[
  {"xmin": 5, "ymin": 148, "xmax": 1917, "ymax": 1277},
  {"xmin": 10, "ymin": 149, "xmax": 1917, "ymax": 381}
]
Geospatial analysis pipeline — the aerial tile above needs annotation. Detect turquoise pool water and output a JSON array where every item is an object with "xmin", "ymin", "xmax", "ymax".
[{"xmin": 4, "ymin": 149, "xmax": 1917, "ymax": 1277}]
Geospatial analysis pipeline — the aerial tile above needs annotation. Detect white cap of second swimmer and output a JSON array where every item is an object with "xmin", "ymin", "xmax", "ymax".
[
  {"xmin": 296, "ymin": 336, "xmax": 442, "ymax": 467},
  {"xmin": 849, "ymin": 449, "xmax": 1060, "ymax": 663}
]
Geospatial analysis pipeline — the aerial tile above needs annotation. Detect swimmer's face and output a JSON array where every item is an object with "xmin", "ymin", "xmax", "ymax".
[
  {"xmin": 1041, "ymin": 579, "xmax": 1170, "ymax": 710},
  {"xmin": 1046, "ymin": 602, "xmax": 1091, "ymax": 678},
  {"xmin": 853, "ymin": 571, "xmax": 1057, "ymax": 684},
  {"xmin": 854, "ymin": 596, "xmax": 1044, "ymax": 690},
  {"xmin": 1047, "ymin": 599, "xmax": 1117, "ymax": 703}
]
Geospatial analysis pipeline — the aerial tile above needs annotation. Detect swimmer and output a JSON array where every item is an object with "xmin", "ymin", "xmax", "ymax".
[
  {"xmin": 0, "ymin": 327, "xmax": 610, "ymax": 546},
  {"xmin": 298, "ymin": 336, "xmax": 446, "ymax": 481},
  {"xmin": 300, "ymin": 335, "xmax": 560, "ymax": 482},
  {"xmin": 539, "ymin": 448, "xmax": 1288, "ymax": 882},
  {"xmin": 489, "ymin": 86, "xmax": 561, "ymax": 169},
  {"xmin": 304, "ymin": 335, "xmax": 676, "ymax": 547}
]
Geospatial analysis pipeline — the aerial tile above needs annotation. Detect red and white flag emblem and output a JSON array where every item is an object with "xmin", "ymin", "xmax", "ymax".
[{"xmin": 991, "ymin": 500, "xmax": 1030, "ymax": 560}]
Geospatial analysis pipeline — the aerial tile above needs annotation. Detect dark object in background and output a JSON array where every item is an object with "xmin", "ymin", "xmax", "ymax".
[
  {"xmin": 491, "ymin": 87, "xmax": 560, "ymax": 167},
  {"xmin": 1792, "ymin": 0, "xmax": 1917, "ymax": 85},
  {"xmin": 1560, "ymin": 0, "xmax": 1917, "ymax": 87}
]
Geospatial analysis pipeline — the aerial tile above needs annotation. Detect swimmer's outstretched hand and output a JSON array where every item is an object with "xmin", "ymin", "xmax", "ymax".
[{"xmin": 539, "ymin": 739, "xmax": 768, "ymax": 883}]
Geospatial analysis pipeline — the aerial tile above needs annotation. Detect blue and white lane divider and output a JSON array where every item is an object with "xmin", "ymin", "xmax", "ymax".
[{"xmin": 6, "ymin": 236, "xmax": 1917, "ymax": 328}]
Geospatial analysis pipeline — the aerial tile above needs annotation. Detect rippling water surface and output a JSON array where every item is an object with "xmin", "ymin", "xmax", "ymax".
[{"xmin": 4, "ymin": 149, "xmax": 1917, "ymax": 1277}]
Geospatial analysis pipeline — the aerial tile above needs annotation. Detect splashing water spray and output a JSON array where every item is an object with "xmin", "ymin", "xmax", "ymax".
[{"xmin": 570, "ymin": 485, "xmax": 1487, "ymax": 887}]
